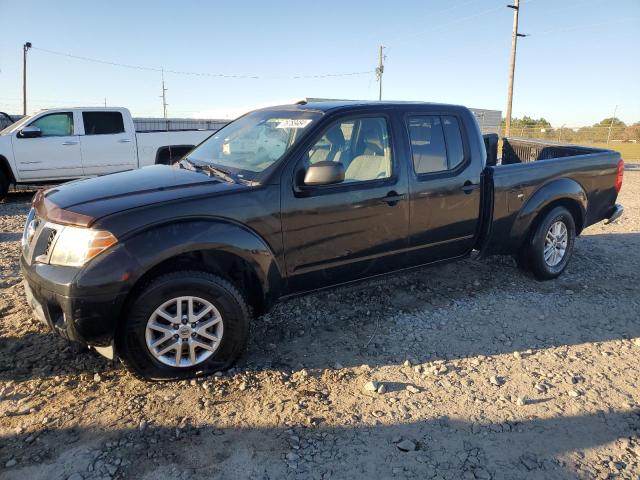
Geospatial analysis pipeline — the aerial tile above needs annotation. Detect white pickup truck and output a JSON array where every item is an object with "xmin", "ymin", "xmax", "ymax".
[{"xmin": 0, "ymin": 107, "xmax": 216, "ymax": 200}]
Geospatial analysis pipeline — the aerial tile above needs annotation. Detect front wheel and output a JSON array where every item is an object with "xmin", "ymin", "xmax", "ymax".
[
  {"xmin": 117, "ymin": 271, "xmax": 250, "ymax": 380},
  {"xmin": 521, "ymin": 206, "xmax": 576, "ymax": 280}
]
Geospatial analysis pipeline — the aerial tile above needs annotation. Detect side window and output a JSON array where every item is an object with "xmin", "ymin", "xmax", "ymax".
[
  {"xmin": 30, "ymin": 113, "xmax": 73, "ymax": 137},
  {"xmin": 308, "ymin": 120, "xmax": 355, "ymax": 165},
  {"xmin": 83, "ymin": 112, "xmax": 125, "ymax": 135},
  {"xmin": 305, "ymin": 117, "xmax": 392, "ymax": 182},
  {"xmin": 408, "ymin": 116, "xmax": 447, "ymax": 174},
  {"xmin": 442, "ymin": 116, "xmax": 464, "ymax": 169}
]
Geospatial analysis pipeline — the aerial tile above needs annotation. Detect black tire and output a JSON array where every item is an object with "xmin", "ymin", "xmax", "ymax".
[
  {"xmin": 523, "ymin": 206, "xmax": 576, "ymax": 280},
  {"xmin": 117, "ymin": 271, "xmax": 250, "ymax": 381},
  {"xmin": 0, "ymin": 170, "xmax": 9, "ymax": 202}
]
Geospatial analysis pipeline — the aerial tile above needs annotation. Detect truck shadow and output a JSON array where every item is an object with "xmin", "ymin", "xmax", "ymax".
[
  {"xmin": 0, "ymin": 232, "xmax": 638, "ymax": 382},
  {"xmin": 1, "ymin": 409, "xmax": 638, "ymax": 479},
  {"xmin": 1, "ymin": 190, "xmax": 35, "ymax": 204}
]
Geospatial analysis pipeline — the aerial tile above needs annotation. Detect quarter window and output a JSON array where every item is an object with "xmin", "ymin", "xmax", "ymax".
[
  {"xmin": 30, "ymin": 113, "xmax": 73, "ymax": 137},
  {"xmin": 83, "ymin": 112, "xmax": 125, "ymax": 135},
  {"xmin": 408, "ymin": 115, "xmax": 466, "ymax": 174}
]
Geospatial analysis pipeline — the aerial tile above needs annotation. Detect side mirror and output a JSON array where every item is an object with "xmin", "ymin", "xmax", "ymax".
[
  {"xmin": 18, "ymin": 126, "xmax": 42, "ymax": 139},
  {"xmin": 303, "ymin": 161, "xmax": 345, "ymax": 186}
]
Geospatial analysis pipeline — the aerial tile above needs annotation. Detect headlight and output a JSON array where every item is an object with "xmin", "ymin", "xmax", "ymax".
[{"xmin": 49, "ymin": 226, "xmax": 117, "ymax": 267}]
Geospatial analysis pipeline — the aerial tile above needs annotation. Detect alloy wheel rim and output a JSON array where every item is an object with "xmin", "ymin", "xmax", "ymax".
[
  {"xmin": 543, "ymin": 221, "xmax": 568, "ymax": 267},
  {"xmin": 144, "ymin": 296, "xmax": 223, "ymax": 368}
]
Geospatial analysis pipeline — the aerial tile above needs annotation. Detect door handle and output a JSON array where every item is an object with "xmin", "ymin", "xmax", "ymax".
[
  {"xmin": 118, "ymin": 139, "xmax": 132, "ymax": 143},
  {"xmin": 460, "ymin": 181, "xmax": 479, "ymax": 194},
  {"xmin": 62, "ymin": 141, "xmax": 79, "ymax": 146},
  {"xmin": 379, "ymin": 191, "xmax": 406, "ymax": 206}
]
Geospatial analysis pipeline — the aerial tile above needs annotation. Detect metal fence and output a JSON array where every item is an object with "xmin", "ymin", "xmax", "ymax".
[
  {"xmin": 133, "ymin": 117, "xmax": 228, "ymax": 132},
  {"xmin": 471, "ymin": 108, "xmax": 502, "ymax": 135}
]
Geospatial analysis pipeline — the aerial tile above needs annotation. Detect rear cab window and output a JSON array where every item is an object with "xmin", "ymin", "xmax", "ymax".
[
  {"xmin": 83, "ymin": 112, "xmax": 125, "ymax": 135},
  {"xmin": 407, "ymin": 114, "xmax": 466, "ymax": 175}
]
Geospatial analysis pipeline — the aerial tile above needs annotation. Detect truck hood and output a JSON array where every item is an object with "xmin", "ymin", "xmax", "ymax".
[{"xmin": 38, "ymin": 165, "xmax": 246, "ymax": 224}]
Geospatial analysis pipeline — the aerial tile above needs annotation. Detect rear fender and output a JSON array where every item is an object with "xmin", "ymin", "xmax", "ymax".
[{"xmin": 510, "ymin": 178, "xmax": 587, "ymax": 247}]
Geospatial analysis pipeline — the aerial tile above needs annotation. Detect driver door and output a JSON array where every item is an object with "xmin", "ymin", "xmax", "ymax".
[
  {"xmin": 281, "ymin": 113, "xmax": 410, "ymax": 293},
  {"xmin": 11, "ymin": 111, "xmax": 84, "ymax": 180}
]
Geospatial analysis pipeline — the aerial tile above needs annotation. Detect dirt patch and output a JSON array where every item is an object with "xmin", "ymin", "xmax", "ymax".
[{"xmin": 1, "ymin": 177, "xmax": 639, "ymax": 479}]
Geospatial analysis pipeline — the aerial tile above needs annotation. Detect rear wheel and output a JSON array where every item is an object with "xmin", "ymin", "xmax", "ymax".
[
  {"xmin": 117, "ymin": 271, "xmax": 250, "ymax": 380},
  {"xmin": 520, "ymin": 206, "xmax": 576, "ymax": 280}
]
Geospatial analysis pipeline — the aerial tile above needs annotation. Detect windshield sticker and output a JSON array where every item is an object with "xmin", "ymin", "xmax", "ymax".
[{"xmin": 275, "ymin": 119, "xmax": 313, "ymax": 129}]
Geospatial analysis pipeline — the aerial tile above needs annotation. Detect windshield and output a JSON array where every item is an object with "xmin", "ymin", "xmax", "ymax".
[
  {"xmin": 0, "ymin": 112, "xmax": 37, "ymax": 135},
  {"xmin": 186, "ymin": 109, "xmax": 321, "ymax": 181}
]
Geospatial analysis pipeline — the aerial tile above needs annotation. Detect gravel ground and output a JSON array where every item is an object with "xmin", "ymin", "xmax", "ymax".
[{"xmin": 1, "ymin": 174, "xmax": 639, "ymax": 480}]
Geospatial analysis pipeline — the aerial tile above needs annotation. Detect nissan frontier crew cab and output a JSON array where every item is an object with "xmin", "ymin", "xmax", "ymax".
[{"xmin": 20, "ymin": 101, "xmax": 624, "ymax": 380}]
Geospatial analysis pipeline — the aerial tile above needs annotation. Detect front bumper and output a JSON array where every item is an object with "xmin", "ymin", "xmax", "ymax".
[
  {"xmin": 21, "ymin": 255, "xmax": 127, "ymax": 348},
  {"xmin": 605, "ymin": 203, "xmax": 624, "ymax": 224}
]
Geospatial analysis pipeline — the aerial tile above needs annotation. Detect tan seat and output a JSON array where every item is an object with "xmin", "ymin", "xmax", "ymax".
[
  {"xmin": 344, "ymin": 154, "xmax": 390, "ymax": 181},
  {"xmin": 309, "ymin": 125, "xmax": 345, "ymax": 164}
]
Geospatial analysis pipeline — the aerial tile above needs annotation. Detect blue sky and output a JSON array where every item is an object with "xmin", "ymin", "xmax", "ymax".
[{"xmin": 0, "ymin": 0, "xmax": 638, "ymax": 126}]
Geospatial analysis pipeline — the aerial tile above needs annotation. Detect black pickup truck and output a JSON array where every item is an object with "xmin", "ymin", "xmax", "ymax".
[{"xmin": 20, "ymin": 101, "xmax": 624, "ymax": 380}]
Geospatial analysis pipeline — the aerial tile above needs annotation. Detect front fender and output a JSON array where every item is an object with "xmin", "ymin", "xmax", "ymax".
[
  {"xmin": 76, "ymin": 218, "xmax": 283, "ymax": 304},
  {"xmin": 510, "ymin": 177, "xmax": 587, "ymax": 247}
]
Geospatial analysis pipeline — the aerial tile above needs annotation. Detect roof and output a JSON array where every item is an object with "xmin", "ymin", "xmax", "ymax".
[{"xmin": 259, "ymin": 99, "xmax": 467, "ymax": 114}]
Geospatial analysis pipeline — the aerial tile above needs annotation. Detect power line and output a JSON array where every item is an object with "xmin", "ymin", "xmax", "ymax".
[
  {"xmin": 375, "ymin": 0, "xmax": 482, "ymax": 41},
  {"xmin": 533, "ymin": 18, "xmax": 637, "ymax": 36},
  {"xmin": 388, "ymin": 4, "xmax": 506, "ymax": 44},
  {"xmin": 30, "ymin": 47, "xmax": 375, "ymax": 80}
]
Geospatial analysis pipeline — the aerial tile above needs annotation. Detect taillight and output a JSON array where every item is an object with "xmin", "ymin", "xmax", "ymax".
[{"xmin": 615, "ymin": 159, "xmax": 624, "ymax": 193}]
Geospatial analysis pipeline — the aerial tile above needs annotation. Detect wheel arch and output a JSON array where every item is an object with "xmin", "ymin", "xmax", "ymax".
[
  {"xmin": 511, "ymin": 178, "xmax": 586, "ymax": 249},
  {"xmin": 98, "ymin": 218, "xmax": 283, "ymax": 339},
  {"xmin": 124, "ymin": 248, "xmax": 271, "ymax": 317},
  {"xmin": 0, "ymin": 154, "xmax": 16, "ymax": 183},
  {"xmin": 155, "ymin": 145, "xmax": 195, "ymax": 165}
]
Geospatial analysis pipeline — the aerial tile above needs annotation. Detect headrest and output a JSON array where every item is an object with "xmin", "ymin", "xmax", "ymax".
[{"xmin": 325, "ymin": 125, "xmax": 345, "ymax": 145}]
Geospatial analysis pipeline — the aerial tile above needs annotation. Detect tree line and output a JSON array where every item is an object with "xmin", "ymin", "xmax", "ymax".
[{"xmin": 501, "ymin": 116, "xmax": 640, "ymax": 143}]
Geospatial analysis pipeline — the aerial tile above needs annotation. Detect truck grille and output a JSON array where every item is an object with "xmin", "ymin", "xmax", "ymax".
[{"xmin": 43, "ymin": 229, "xmax": 58, "ymax": 257}]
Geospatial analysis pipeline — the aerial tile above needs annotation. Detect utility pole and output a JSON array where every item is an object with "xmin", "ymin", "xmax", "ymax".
[
  {"xmin": 23, "ymin": 42, "xmax": 32, "ymax": 115},
  {"xmin": 376, "ymin": 45, "xmax": 385, "ymax": 101},
  {"xmin": 606, "ymin": 105, "xmax": 618, "ymax": 145},
  {"xmin": 160, "ymin": 67, "xmax": 168, "ymax": 120},
  {"xmin": 504, "ymin": 1, "xmax": 527, "ymax": 137}
]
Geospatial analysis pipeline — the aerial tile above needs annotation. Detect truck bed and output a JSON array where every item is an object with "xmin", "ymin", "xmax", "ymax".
[{"xmin": 479, "ymin": 138, "xmax": 622, "ymax": 256}]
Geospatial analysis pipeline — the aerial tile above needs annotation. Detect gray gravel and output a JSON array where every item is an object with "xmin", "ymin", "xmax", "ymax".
[{"xmin": 1, "ymin": 173, "xmax": 639, "ymax": 479}]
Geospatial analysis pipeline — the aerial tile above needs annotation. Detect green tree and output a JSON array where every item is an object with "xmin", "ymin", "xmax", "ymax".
[{"xmin": 594, "ymin": 117, "xmax": 626, "ymax": 128}]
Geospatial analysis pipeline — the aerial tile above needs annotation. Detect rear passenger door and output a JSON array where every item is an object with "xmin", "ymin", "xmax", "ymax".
[
  {"xmin": 281, "ymin": 113, "xmax": 410, "ymax": 293},
  {"xmin": 79, "ymin": 111, "xmax": 137, "ymax": 176},
  {"xmin": 406, "ymin": 114, "xmax": 482, "ymax": 265}
]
